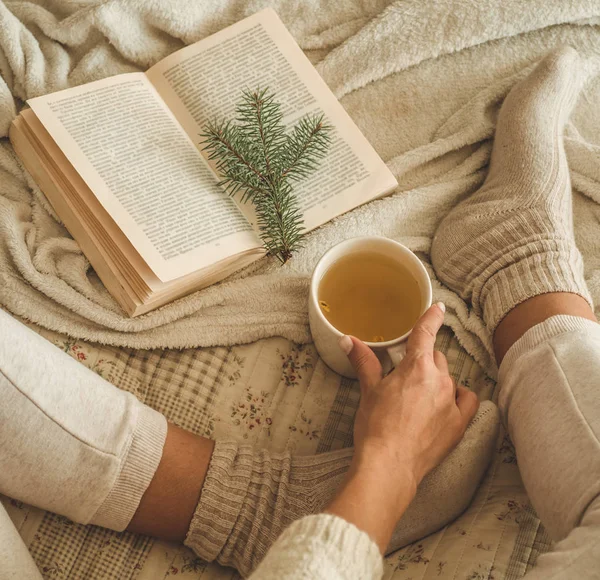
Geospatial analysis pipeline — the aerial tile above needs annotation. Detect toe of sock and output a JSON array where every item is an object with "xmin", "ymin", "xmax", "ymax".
[{"xmin": 386, "ymin": 402, "xmax": 500, "ymax": 553}]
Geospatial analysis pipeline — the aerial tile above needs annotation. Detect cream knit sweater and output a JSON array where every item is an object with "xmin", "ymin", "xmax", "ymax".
[{"xmin": 248, "ymin": 514, "xmax": 383, "ymax": 580}]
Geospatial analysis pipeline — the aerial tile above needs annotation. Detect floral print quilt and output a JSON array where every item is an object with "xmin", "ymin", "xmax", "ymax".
[{"xmin": 2, "ymin": 317, "xmax": 550, "ymax": 579}]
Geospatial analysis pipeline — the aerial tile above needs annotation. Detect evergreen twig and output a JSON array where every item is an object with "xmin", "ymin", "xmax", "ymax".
[{"xmin": 200, "ymin": 88, "xmax": 331, "ymax": 263}]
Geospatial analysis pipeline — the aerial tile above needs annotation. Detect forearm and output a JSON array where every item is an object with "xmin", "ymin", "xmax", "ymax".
[
  {"xmin": 246, "ymin": 450, "xmax": 410, "ymax": 580},
  {"xmin": 325, "ymin": 449, "xmax": 418, "ymax": 553}
]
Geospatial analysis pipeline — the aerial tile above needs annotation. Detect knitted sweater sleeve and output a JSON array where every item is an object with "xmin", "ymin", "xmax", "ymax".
[{"xmin": 247, "ymin": 514, "xmax": 384, "ymax": 580}]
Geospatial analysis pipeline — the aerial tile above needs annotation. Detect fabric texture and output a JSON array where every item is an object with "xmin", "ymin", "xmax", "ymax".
[
  {"xmin": 431, "ymin": 47, "xmax": 593, "ymax": 332},
  {"xmin": 499, "ymin": 315, "xmax": 600, "ymax": 542},
  {"xmin": 185, "ymin": 402, "xmax": 498, "ymax": 577},
  {"xmin": 0, "ymin": 305, "xmax": 499, "ymax": 579},
  {"xmin": 5, "ymin": 311, "xmax": 598, "ymax": 579},
  {"xmin": 0, "ymin": 308, "xmax": 168, "ymax": 531},
  {"xmin": 498, "ymin": 315, "xmax": 600, "ymax": 579},
  {"xmin": 248, "ymin": 514, "xmax": 384, "ymax": 580},
  {"xmin": 1, "ymin": 1, "xmax": 600, "ymax": 380},
  {"xmin": 3, "ymin": 317, "xmax": 524, "ymax": 580},
  {"xmin": 0, "ymin": 502, "xmax": 43, "ymax": 580},
  {"xmin": 233, "ymin": 315, "xmax": 600, "ymax": 580}
]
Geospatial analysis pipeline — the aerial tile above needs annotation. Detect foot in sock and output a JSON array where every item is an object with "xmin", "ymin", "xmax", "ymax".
[
  {"xmin": 431, "ymin": 46, "xmax": 593, "ymax": 333},
  {"xmin": 184, "ymin": 401, "xmax": 499, "ymax": 577}
]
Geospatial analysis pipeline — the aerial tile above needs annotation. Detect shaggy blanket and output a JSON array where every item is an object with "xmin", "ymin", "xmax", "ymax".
[{"xmin": 1, "ymin": 0, "xmax": 600, "ymax": 376}]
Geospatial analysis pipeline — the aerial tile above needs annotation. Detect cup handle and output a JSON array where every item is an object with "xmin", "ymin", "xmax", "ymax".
[{"xmin": 387, "ymin": 342, "xmax": 407, "ymax": 369}]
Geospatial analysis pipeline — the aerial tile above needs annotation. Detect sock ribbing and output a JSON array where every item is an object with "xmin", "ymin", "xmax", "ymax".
[
  {"xmin": 431, "ymin": 46, "xmax": 593, "ymax": 333},
  {"xmin": 184, "ymin": 402, "xmax": 499, "ymax": 576},
  {"xmin": 185, "ymin": 442, "xmax": 352, "ymax": 576}
]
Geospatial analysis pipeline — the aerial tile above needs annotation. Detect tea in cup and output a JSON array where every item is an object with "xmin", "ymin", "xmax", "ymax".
[{"xmin": 309, "ymin": 236, "xmax": 432, "ymax": 378}]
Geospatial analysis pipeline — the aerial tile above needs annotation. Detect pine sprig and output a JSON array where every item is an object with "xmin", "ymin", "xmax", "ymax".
[
  {"xmin": 201, "ymin": 88, "xmax": 331, "ymax": 263},
  {"xmin": 281, "ymin": 115, "xmax": 331, "ymax": 182}
]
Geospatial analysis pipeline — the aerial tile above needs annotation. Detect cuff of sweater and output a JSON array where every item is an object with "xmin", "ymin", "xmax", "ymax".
[
  {"xmin": 480, "ymin": 240, "xmax": 592, "ymax": 332},
  {"xmin": 499, "ymin": 314, "xmax": 599, "ymax": 381},
  {"xmin": 250, "ymin": 514, "xmax": 383, "ymax": 580},
  {"xmin": 184, "ymin": 440, "xmax": 250, "ymax": 562},
  {"xmin": 90, "ymin": 404, "xmax": 167, "ymax": 531}
]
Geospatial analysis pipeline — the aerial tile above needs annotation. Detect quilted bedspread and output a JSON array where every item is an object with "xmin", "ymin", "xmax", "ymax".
[{"xmin": 2, "ymin": 317, "xmax": 549, "ymax": 580}]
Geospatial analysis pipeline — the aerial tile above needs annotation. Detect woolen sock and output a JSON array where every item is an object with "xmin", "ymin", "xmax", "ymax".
[
  {"xmin": 185, "ymin": 401, "xmax": 499, "ymax": 577},
  {"xmin": 431, "ymin": 46, "xmax": 593, "ymax": 334}
]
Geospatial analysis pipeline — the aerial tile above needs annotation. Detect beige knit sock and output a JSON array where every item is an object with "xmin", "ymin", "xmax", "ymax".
[
  {"xmin": 185, "ymin": 401, "xmax": 499, "ymax": 576},
  {"xmin": 431, "ymin": 46, "xmax": 593, "ymax": 333}
]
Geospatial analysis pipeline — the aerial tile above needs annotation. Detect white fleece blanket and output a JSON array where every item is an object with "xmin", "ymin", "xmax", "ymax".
[{"xmin": 1, "ymin": 0, "xmax": 600, "ymax": 377}]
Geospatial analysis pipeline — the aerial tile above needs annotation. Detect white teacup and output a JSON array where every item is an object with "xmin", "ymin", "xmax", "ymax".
[{"xmin": 309, "ymin": 236, "xmax": 433, "ymax": 378}]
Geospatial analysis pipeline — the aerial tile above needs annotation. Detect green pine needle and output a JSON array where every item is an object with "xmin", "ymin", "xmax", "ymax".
[{"xmin": 200, "ymin": 88, "xmax": 332, "ymax": 263}]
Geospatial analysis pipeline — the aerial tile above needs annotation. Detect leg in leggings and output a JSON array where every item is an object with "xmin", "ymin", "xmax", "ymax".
[
  {"xmin": 431, "ymin": 46, "xmax": 600, "ymax": 577},
  {"xmin": 0, "ymin": 307, "xmax": 498, "ymax": 576},
  {"xmin": 499, "ymin": 312, "xmax": 600, "ymax": 578}
]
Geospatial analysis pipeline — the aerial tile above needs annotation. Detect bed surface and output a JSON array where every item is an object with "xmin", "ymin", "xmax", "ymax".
[{"xmin": 1, "ymin": 318, "xmax": 550, "ymax": 579}]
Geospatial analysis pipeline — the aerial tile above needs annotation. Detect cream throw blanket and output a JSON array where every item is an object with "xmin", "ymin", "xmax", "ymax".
[{"xmin": 1, "ymin": 0, "xmax": 600, "ymax": 377}]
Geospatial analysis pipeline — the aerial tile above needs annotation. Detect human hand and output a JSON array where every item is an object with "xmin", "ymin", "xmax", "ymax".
[
  {"xmin": 346, "ymin": 302, "xmax": 479, "ymax": 488},
  {"xmin": 325, "ymin": 303, "xmax": 479, "ymax": 552}
]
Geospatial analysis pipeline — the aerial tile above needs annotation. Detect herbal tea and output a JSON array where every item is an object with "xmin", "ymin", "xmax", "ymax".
[{"xmin": 318, "ymin": 251, "xmax": 422, "ymax": 342}]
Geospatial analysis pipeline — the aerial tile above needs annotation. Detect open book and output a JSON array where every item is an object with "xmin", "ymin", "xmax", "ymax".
[{"xmin": 9, "ymin": 8, "xmax": 397, "ymax": 316}]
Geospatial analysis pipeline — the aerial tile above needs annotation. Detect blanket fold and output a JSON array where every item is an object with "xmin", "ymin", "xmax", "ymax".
[{"xmin": 1, "ymin": 0, "xmax": 599, "ymax": 378}]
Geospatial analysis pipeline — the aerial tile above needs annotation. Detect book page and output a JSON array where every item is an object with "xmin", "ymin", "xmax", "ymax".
[
  {"xmin": 146, "ymin": 8, "xmax": 397, "ymax": 233},
  {"xmin": 27, "ymin": 73, "xmax": 261, "ymax": 282}
]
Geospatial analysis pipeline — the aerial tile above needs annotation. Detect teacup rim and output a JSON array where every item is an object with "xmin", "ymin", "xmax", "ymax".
[{"xmin": 309, "ymin": 235, "xmax": 433, "ymax": 349}]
